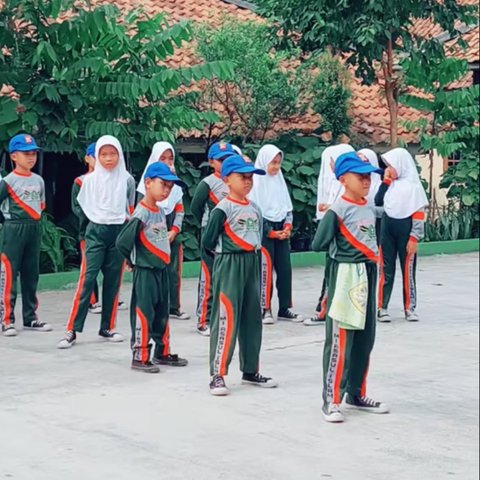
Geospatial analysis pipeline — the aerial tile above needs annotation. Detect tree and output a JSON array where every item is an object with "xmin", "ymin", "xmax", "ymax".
[
  {"xmin": 256, "ymin": 0, "xmax": 477, "ymax": 146},
  {"xmin": 0, "ymin": 0, "xmax": 235, "ymax": 154},
  {"xmin": 401, "ymin": 54, "xmax": 479, "ymax": 214},
  {"xmin": 195, "ymin": 18, "xmax": 303, "ymax": 143}
]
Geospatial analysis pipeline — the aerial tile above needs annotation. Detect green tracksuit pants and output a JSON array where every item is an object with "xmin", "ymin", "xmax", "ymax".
[
  {"xmin": 168, "ymin": 236, "xmax": 182, "ymax": 312},
  {"xmin": 209, "ymin": 252, "xmax": 262, "ymax": 376},
  {"xmin": 130, "ymin": 267, "xmax": 170, "ymax": 361},
  {"xmin": 0, "ymin": 220, "xmax": 40, "ymax": 326},
  {"xmin": 378, "ymin": 215, "xmax": 417, "ymax": 311},
  {"xmin": 260, "ymin": 220, "xmax": 292, "ymax": 313},
  {"xmin": 67, "ymin": 223, "xmax": 125, "ymax": 333},
  {"xmin": 79, "ymin": 239, "xmax": 99, "ymax": 306},
  {"xmin": 323, "ymin": 261, "xmax": 377, "ymax": 404},
  {"xmin": 196, "ymin": 237, "xmax": 213, "ymax": 327}
]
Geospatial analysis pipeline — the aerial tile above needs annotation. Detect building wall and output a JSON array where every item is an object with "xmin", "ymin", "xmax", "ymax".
[{"xmin": 415, "ymin": 150, "xmax": 449, "ymax": 206}]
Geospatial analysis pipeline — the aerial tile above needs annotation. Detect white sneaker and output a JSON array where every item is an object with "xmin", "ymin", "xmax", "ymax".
[
  {"xmin": 377, "ymin": 308, "xmax": 391, "ymax": 322},
  {"xmin": 197, "ymin": 324, "xmax": 210, "ymax": 337},
  {"xmin": 57, "ymin": 330, "xmax": 76, "ymax": 349},
  {"xmin": 303, "ymin": 315, "xmax": 325, "ymax": 326},
  {"xmin": 277, "ymin": 309, "xmax": 303, "ymax": 323},
  {"xmin": 262, "ymin": 309, "xmax": 275, "ymax": 325},
  {"xmin": 2, "ymin": 324, "xmax": 18, "ymax": 337},
  {"xmin": 345, "ymin": 394, "xmax": 390, "ymax": 414},
  {"xmin": 98, "ymin": 329, "xmax": 124, "ymax": 342},
  {"xmin": 170, "ymin": 309, "xmax": 190, "ymax": 320},
  {"xmin": 88, "ymin": 303, "xmax": 102, "ymax": 314},
  {"xmin": 241, "ymin": 373, "xmax": 278, "ymax": 388},
  {"xmin": 24, "ymin": 321, "xmax": 53, "ymax": 332},
  {"xmin": 209, "ymin": 375, "xmax": 230, "ymax": 396},
  {"xmin": 405, "ymin": 309, "xmax": 419, "ymax": 322},
  {"xmin": 322, "ymin": 403, "xmax": 345, "ymax": 423},
  {"xmin": 117, "ymin": 301, "xmax": 128, "ymax": 311}
]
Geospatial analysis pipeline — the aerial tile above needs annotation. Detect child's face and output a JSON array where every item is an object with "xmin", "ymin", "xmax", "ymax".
[
  {"xmin": 226, "ymin": 172, "xmax": 254, "ymax": 198},
  {"xmin": 267, "ymin": 153, "xmax": 282, "ymax": 176},
  {"xmin": 159, "ymin": 149, "xmax": 174, "ymax": 171},
  {"xmin": 11, "ymin": 151, "xmax": 37, "ymax": 171},
  {"xmin": 84, "ymin": 154, "xmax": 96, "ymax": 171},
  {"xmin": 98, "ymin": 145, "xmax": 119, "ymax": 170},
  {"xmin": 146, "ymin": 178, "xmax": 173, "ymax": 202},
  {"xmin": 340, "ymin": 172, "xmax": 371, "ymax": 199},
  {"xmin": 209, "ymin": 155, "xmax": 230, "ymax": 174}
]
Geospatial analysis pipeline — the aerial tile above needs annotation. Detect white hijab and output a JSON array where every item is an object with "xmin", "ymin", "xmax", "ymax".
[
  {"xmin": 382, "ymin": 148, "xmax": 429, "ymax": 219},
  {"xmin": 232, "ymin": 145, "xmax": 242, "ymax": 155},
  {"xmin": 249, "ymin": 144, "xmax": 293, "ymax": 222},
  {"xmin": 316, "ymin": 144, "xmax": 355, "ymax": 219},
  {"xmin": 77, "ymin": 135, "xmax": 130, "ymax": 224},
  {"xmin": 358, "ymin": 148, "xmax": 383, "ymax": 204},
  {"xmin": 137, "ymin": 142, "xmax": 183, "ymax": 215}
]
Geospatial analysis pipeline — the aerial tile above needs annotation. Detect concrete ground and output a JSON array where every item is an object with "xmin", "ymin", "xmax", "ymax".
[{"xmin": 0, "ymin": 253, "xmax": 478, "ymax": 480}]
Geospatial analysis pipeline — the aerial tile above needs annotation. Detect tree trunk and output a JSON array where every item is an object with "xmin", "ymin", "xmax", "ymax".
[{"xmin": 383, "ymin": 37, "xmax": 398, "ymax": 147}]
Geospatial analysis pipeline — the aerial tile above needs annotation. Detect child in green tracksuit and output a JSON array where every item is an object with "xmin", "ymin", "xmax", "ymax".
[
  {"xmin": 249, "ymin": 144, "xmax": 303, "ymax": 325},
  {"xmin": 190, "ymin": 142, "xmax": 235, "ymax": 336},
  {"xmin": 71, "ymin": 142, "xmax": 100, "ymax": 312},
  {"xmin": 313, "ymin": 151, "xmax": 389, "ymax": 423},
  {"xmin": 202, "ymin": 155, "xmax": 278, "ymax": 396},
  {"xmin": 116, "ymin": 162, "xmax": 188, "ymax": 372},
  {"xmin": 137, "ymin": 142, "xmax": 189, "ymax": 321},
  {"xmin": 0, "ymin": 134, "xmax": 52, "ymax": 337},
  {"xmin": 58, "ymin": 135, "xmax": 136, "ymax": 349},
  {"xmin": 375, "ymin": 148, "xmax": 428, "ymax": 323}
]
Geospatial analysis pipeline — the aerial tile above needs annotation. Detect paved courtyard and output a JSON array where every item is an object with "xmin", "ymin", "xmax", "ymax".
[{"xmin": 0, "ymin": 253, "xmax": 478, "ymax": 480}]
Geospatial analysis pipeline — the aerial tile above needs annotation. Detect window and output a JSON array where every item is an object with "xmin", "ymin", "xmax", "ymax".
[{"xmin": 444, "ymin": 151, "xmax": 462, "ymax": 171}]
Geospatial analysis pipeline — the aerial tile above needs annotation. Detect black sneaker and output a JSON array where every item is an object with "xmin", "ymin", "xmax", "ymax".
[
  {"xmin": 303, "ymin": 315, "xmax": 325, "ymax": 326},
  {"xmin": 345, "ymin": 394, "xmax": 389, "ymax": 414},
  {"xmin": 209, "ymin": 374, "xmax": 229, "ymax": 396},
  {"xmin": 153, "ymin": 353, "xmax": 188, "ymax": 367},
  {"xmin": 24, "ymin": 320, "xmax": 53, "ymax": 332},
  {"xmin": 131, "ymin": 359, "xmax": 160, "ymax": 373},
  {"xmin": 98, "ymin": 329, "xmax": 124, "ymax": 342},
  {"xmin": 277, "ymin": 309, "xmax": 303, "ymax": 323},
  {"xmin": 57, "ymin": 330, "xmax": 76, "ymax": 349},
  {"xmin": 2, "ymin": 324, "xmax": 17, "ymax": 337},
  {"xmin": 241, "ymin": 372, "xmax": 278, "ymax": 388},
  {"xmin": 169, "ymin": 309, "xmax": 190, "ymax": 320}
]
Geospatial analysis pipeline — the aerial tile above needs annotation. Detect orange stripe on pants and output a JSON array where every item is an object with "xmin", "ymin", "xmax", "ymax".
[
  {"xmin": 66, "ymin": 245, "xmax": 88, "ymax": 331},
  {"xmin": 162, "ymin": 321, "xmax": 170, "ymax": 356},
  {"xmin": 403, "ymin": 253, "xmax": 415, "ymax": 311},
  {"xmin": 216, "ymin": 292, "xmax": 234, "ymax": 376},
  {"xmin": 0, "ymin": 254, "xmax": 13, "ymax": 326},
  {"xmin": 333, "ymin": 328, "xmax": 347, "ymax": 404},
  {"xmin": 134, "ymin": 307, "xmax": 150, "ymax": 363}
]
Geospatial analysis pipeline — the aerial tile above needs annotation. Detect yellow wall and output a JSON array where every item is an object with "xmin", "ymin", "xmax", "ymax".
[{"xmin": 415, "ymin": 151, "xmax": 449, "ymax": 206}]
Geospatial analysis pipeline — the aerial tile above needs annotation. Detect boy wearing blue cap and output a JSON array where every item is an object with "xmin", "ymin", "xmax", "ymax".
[
  {"xmin": 191, "ymin": 142, "xmax": 235, "ymax": 336},
  {"xmin": 0, "ymin": 133, "xmax": 52, "ymax": 336},
  {"xmin": 202, "ymin": 154, "xmax": 277, "ymax": 395},
  {"xmin": 116, "ymin": 162, "xmax": 188, "ymax": 372},
  {"xmin": 312, "ymin": 152, "xmax": 389, "ymax": 422},
  {"xmin": 71, "ymin": 143, "xmax": 100, "ymax": 313}
]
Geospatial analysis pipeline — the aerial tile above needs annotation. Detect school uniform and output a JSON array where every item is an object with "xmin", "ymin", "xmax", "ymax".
[
  {"xmin": 59, "ymin": 136, "xmax": 133, "ymax": 348},
  {"xmin": 137, "ymin": 142, "xmax": 187, "ymax": 318},
  {"xmin": 375, "ymin": 148, "xmax": 428, "ymax": 318},
  {"xmin": 0, "ymin": 170, "xmax": 44, "ymax": 329},
  {"xmin": 249, "ymin": 145, "xmax": 300, "ymax": 321},
  {"xmin": 116, "ymin": 201, "xmax": 171, "ymax": 364},
  {"xmin": 203, "ymin": 196, "xmax": 264, "ymax": 377},
  {"xmin": 191, "ymin": 172, "xmax": 229, "ymax": 328}
]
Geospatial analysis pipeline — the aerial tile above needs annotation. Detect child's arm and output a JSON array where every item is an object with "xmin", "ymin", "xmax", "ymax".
[
  {"xmin": 374, "ymin": 178, "xmax": 392, "ymax": 206},
  {"xmin": 115, "ymin": 217, "xmax": 142, "ymax": 266},
  {"xmin": 171, "ymin": 201, "xmax": 184, "ymax": 234},
  {"xmin": 202, "ymin": 208, "xmax": 226, "ymax": 252},
  {"xmin": 71, "ymin": 179, "xmax": 83, "ymax": 219},
  {"xmin": 0, "ymin": 180, "xmax": 8, "ymax": 223},
  {"xmin": 190, "ymin": 181, "xmax": 209, "ymax": 226},
  {"xmin": 40, "ymin": 177, "xmax": 46, "ymax": 213},
  {"xmin": 312, "ymin": 210, "xmax": 337, "ymax": 252},
  {"xmin": 407, "ymin": 209, "xmax": 426, "ymax": 254},
  {"xmin": 127, "ymin": 176, "xmax": 136, "ymax": 215}
]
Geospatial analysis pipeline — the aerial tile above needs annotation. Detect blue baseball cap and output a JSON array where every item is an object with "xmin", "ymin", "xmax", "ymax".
[
  {"xmin": 208, "ymin": 142, "xmax": 236, "ymax": 160},
  {"xmin": 335, "ymin": 152, "xmax": 383, "ymax": 179},
  {"xmin": 9, "ymin": 134, "xmax": 41, "ymax": 153},
  {"xmin": 144, "ymin": 162, "xmax": 186, "ymax": 188},
  {"xmin": 221, "ymin": 154, "xmax": 266, "ymax": 178},
  {"xmin": 86, "ymin": 142, "xmax": 96, "ymax": 157}
]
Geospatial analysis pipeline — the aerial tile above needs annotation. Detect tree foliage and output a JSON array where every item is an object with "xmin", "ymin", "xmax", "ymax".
[
  {"xmin": 256, "ymin": 0, "xmax": 477, "ymax": 146},
  {"xmin": 0, "ymin": 0, "xmax": 235, "ymax": 154},
  {"xmin": 401, "ymin": 55, "xmax": 479, "ymax": 212}
]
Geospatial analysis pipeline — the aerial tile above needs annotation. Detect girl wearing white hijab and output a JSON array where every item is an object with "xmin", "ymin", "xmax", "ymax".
[
  {"xmin": 137, "ymin": 142, "xmax": 190, "ymax": 321},
  {"xmin": 375, "ymin": 148, "xmax": 428, "ymax": 322},
  {"xmin": 305, "ymin": 144, "xmax": 355, "ymax": 327},
  {"xmin": 357, "ymin": 148, "xmax": 384, "ymax": 243},
  {"xmin": 249, "ymin": 144, "xmax": 303, "ymax": 324},
  {"xmin": 59, "ymin": 135, "xmax": 135, "ymax": 349}
]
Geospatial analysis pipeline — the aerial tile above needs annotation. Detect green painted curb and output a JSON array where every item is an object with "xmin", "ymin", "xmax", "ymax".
[{"xmin": 37, "ymin": 238, "xmax": 478, "ymax": 291}]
